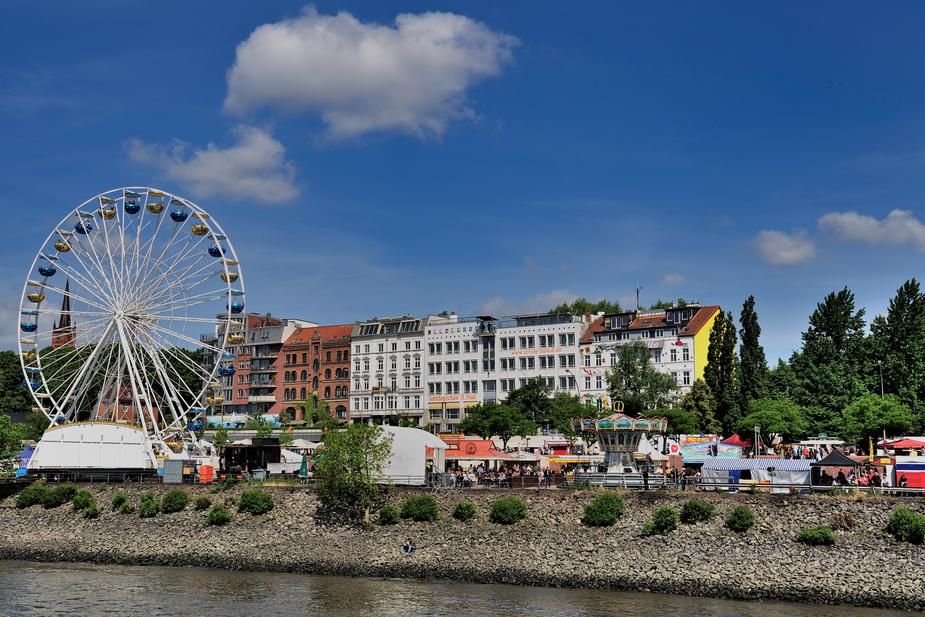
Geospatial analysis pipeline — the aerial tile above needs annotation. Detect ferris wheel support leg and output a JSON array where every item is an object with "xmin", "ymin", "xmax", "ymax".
[{"xmin": 115, "ymin": 319, "xmax": 155, "ymax": 437}]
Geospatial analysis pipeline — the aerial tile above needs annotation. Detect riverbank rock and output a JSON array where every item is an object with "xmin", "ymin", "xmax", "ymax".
[{"xmin": 0, "ymin": 484, "xmax": 922, "ymax": 611}]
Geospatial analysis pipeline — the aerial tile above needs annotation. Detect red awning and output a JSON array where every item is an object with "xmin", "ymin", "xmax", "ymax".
[{"xmin": 887, "ymin": 438, "xmax": 925, "ymax": 449}]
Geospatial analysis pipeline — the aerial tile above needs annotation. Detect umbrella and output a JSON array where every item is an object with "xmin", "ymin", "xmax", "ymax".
[
  {"xmin": 886, "ymin": 438, "xmax": 925, "ymax": 449},
  {"xmin": 299, "ymin": 454, "xmax": 308, "ymax": 477}
]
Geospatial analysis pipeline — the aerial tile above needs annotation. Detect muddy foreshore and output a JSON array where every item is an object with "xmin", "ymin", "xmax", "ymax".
[{"xmin": 0, "ymin": 483, "xmax": 923, "ymax": 611}]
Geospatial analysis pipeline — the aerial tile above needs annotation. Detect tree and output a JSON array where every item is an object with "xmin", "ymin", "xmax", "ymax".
[
  {"xmin": 661, "ymin": 406, "xmax": 700, "ymax": 437},
  {"xmin": 505, "ymin": 380, "xmax": 553, "ymax": 429},
  {"xmin": 606, "ymin": 341, "xmax": 677, "ymax": 414},
  {"xmin": 869, "ymin": 279, "xmax": 925, "ymax": 431},
  {"xmin": 549, "ymin": 391, "xmax": 599, "ymax": 442},
  {"xmin": 458, "ymin": 402, "xmax": 536, "ymax": 450},
  {"xmin": 212, "ymin": 427, "xmax": 229, "ymax": 447},
  {"xmin": 299, "ymin": 395, "xmax": 341, "ymax": 431},
  {"xmin": 549, "ymin": 297, "xmax": 622, "ymax": 316},
  {"xmin": 649, "ymin": 298, "xmax": 696, "ymax": 310},
  {"xmin": 790, "ymin": 288, "xmax": 868, "ymax": 435},
  {"xmin": 736, "ymin": 398, "xmax": 807, "ymax": 444},
  {"xmin": 737, "ymin": 295, "xmax": 767, "ymax": 410},
  {"xmin": 842, "ymin": 393, "xmax": 916, "ymax": 444},
  {"xmin": 765, "ymin": 359, "xmax": 797, "ymax": 400},
  {"xmin": 0, "ymin": 415, "xmax": 20, "ymax": 476},
  {"xmin": 314, "ymin": 423, "xmax": 393, "ymax": 522},
  {"xmin": 679, "ymin": 378, "xmax": 720, "ymax": 434},
  {"xmin": 0, "ymin": 351, "xmax": 32, "ymax": 416},
  {"xmin": 704, "ymin": 310, "xmax": 738, "ymax": 434},
  {"xmin": 245, "ymin": 414, "xmax": 274, "ymax": 437}
]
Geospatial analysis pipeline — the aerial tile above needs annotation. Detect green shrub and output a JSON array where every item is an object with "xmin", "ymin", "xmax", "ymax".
[
  {"xmin": 489, "ymin": 496, "xmax": 527, "ymax": 525},
  {"xmin": 119, "ymin": 501, "xmax": 135, "ymax": 515},
  {"xmin": 797, "ymin": 525, "xmax": 836, "ymax": 546},
  {"xmin": 726, "ymin": 505, "xmax": 756, "ymax": 532},
  {"xmin": 72, "ymin": 489, "xmax": 95, "ymax": 512},
  {"xmin": 111, "ymin": 490, "xmax": 128, "ymax": 511},
  {"xmin": 452, "ymin": 500, "xmax": 476, "ymax": 522},
  {"xmin": 642, "ymin": 506, "xmax": 678, "ymax": 536},
  {"xmin": 237, "ymin": 489, "xmax": 274, "ymax": 515},
  {"xmin": 42, "ymin": 484, "xmax": 78, "ymax": 509},
  {"xmin": 82, "ymin": 501, "xmax": 100, "ymax": 519},
  {"xmin": 161, "ymin": 489, "xmax": 190, "ymax": 513},
  {"xmin": 567, "ymin": 479, "xmax": 592, "ymax": 491},
  {"xmin": 680, "ymin": 499, "xmax": 716, "ymax": 524},
  {"xmin": 581, "ymin": 491, "xmax": 625, "ymax": 527},
  {"xmin": 16, "ymin": 484, "xmax": 49, "ymax": 509},
  {"xmin": 887, "ymin": 507, "xmax": 925, "ymax": 544},
  {"xmin": 207, "ymin": 504, "xmax": 231, "ymax": 526},
  {"xmin": 400, "ymin": 495, "xmax": 439, "ymax": 522},
  {"xmin": 194, "ymin": 495, "xmax": 212, "ymax": 511},
  {"xmin": 138, "ymin": 491, "xmax": 159, "ymax": 518},
  {"xmin": 376, "ymin": 505, "xmax": 400, "ymax": 526}
]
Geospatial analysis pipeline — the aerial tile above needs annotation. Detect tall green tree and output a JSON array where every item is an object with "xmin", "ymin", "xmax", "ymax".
[
  {"xmin": 704, "ymin": 310, "xmax": 739, "ymax": 435},
  {"xmin": 679, "ymin": 378, "xmax": 720, "ymax": 434},
  {"xmin": 549, "ymin": 297, "xmax": 622, "ymax": 315},
  {"xmin": 549, "ymin": 391, "xmax": 598, "ymax": 438},
  {"xmin": 736, "ymin": 398, "xmax": 807, "ymax": 445},
  {"xmin": 869, "ymin": 279, "xmax": 925, "ymax": 431},
  {"xmin": 458, "ymin": 402, "xmax": 536, "ymax": 450},
  {"xmin": 790, "ymin": 287, "xmax": 867, "ymax": 435},
  {"xmin": 0, "ymin": 351, "xmax": 32, "ymax": 416},
  {"xmin": 765, "ymin": 359, "xmax": 797, "ymax": 400},
  {"xmin": 505, "ymin": 380, "xmax": 553, "ymax": 430},
  {"xmin": 314, "ymin": 422, "xmax": 394, "ymax": 522},
  {"xmin": 606, "ymin": 340, "xmax": 677, "ymax": 414},
  {"xmin": 841, "ymin": 393, "xmax": 916, "ymax": 444},
  {"xmin": 649, "ymin": 298, "xmax": 696, "ymax": 309},
  {"xmin": 737, "ymin": 296, "xmax": 767, "ymax": 411}
]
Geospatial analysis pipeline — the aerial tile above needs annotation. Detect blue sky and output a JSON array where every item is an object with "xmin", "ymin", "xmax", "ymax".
[{"xmin": 1, "ymin": 2, "xmax": 922, "ymax": 363}]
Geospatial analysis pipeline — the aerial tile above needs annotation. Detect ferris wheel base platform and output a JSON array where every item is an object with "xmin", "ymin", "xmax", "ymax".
[{"xmin": 28, "ymin": 422, "xmax": 157, "ymax": 473}]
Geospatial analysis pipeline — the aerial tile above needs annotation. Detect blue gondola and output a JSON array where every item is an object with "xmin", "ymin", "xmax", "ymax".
[
  {"xmin": 187, "ymin": 420, "xmax": 205, "ymax": 432},
  {"xmin": 124, "ymin": 199, "xmax": 140, "ymax": 215},
  {"xmin": 170, "ymin": 210, "xmax": 189, "ymax": 223},
  {"xmin": 20, "ymin": 323, "xmax": 37, "ymax": 333},
  {"xmin": 228, "ymin": 303, "xmax": 244, "ymax": 314},
  {"xmin": 224, "ymin": 366, "xmax": 236, "ymax": 376},
  {"xmin": 75, "ymin": 222, "xmax": 92, "ymax": 234},
  {"xmin": 208, "ymin": 245, "xmax": 224, "ymax": 258},
  {"xmin": 22, "ymin": 381, "xmax": 41, "ymax": 390},
  {"xmin": 38, "ymin": 265, "xmax": 56, "ymax": 277}
]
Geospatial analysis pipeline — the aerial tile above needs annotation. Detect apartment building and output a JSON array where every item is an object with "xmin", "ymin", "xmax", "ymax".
[
  {"xmin": 579, "ymin": 304, "xmax": 720, "ymax": 403},
  {"xmin": 280, "ymin": 324, "xmax": 352, "ymax": 422},
  {"xmin": 350, "ymin": 316, "xmax": 426, "ymax": 425}
]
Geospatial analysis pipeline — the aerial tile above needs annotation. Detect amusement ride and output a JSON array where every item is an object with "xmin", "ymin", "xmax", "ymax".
[{"xmin": 17, "ymin": 187, "xmax": 243, "ymax": 476}]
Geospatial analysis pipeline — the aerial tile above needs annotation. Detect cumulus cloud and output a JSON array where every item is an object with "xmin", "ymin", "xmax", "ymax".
[
  {"xmin": 223, "ymin": 7, "xmax": 519, "ymax": 139},
  {"xmin": 126, "ymin": 126, "xmax": 299, "ymax": 204},
  {"xmin": 751, "ymin": 230, "xmax": 816, "ymax": 267},
  {"xmin": 818, "ymin": 209, "xmax": 925, "ymax": 252},
  {"xmin": 478, "ymin": 289, "xmax": 575, "ymax": 318},
  {"xmin": 661, "ymin": 273, "xmax": 686, "ymax": 286}
]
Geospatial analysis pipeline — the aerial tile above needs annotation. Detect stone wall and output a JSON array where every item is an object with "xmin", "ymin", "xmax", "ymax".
[{"xmin": 0, "ymin": 484, "xmax": 923, "ymax": 611}]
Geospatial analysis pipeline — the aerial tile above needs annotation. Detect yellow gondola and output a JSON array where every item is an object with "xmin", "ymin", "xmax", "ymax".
[
  {"xmin": 27, "ymin": 293, "xmax": 45, "ymax": 303},
  {"xmin": 147, "ymin": 202, "xmax": 165, "ymax": 214},
  {"xmin": 220, "ymin": 272, "xmax": 239, "ymax": 283},
  {"xmin": 98, "ymin": 207, "xmax": 116, "ymax": 220},
  {"xmin": 54, "ymin": 240, "xmax": 71, "ymax": 252},
  {"xmin": 227, "ymin": 334, "xmax": 244, "ymax": 344},
  {"xmin": 191, "ymin": 224, "xmax": 209, "ymax": 236},
  {"xmin": 21, "ymin": 351, "xmax": 35, "ymax": 361}
]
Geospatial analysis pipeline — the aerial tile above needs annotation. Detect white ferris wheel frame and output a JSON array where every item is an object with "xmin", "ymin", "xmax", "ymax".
[{"xmin": 17, "ymin": 187, "xmax": 244, "ymax": 446}]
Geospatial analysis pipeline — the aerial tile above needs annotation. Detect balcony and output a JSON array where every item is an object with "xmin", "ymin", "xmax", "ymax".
[
  {"xmin": 249, "ymin": 365, "xmax": 278, "ymax": 374},
  {"xmin": 200, "ymin": 332, "xmax": 218, "ymax": 342},
  {"xmin": 248, "ymin": 379, "xmax": 277, "ymax": 388},
  {"xmin": 248, "ymin": 395, "xmax": 276, "ymax": 404},
  {"xmin": 252, "ymin": 353, "xmax": 278, "ymax": 360}
]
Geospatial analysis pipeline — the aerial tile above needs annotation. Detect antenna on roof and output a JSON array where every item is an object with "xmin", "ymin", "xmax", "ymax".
[{"xmin": 636, "ymin": 282, "xmax": 643, "ymax": 312}]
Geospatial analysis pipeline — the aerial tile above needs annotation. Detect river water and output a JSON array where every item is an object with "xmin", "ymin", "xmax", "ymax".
[{"xmin": 0, "ymin": 561, "xmax": 910, "ymax": 617}]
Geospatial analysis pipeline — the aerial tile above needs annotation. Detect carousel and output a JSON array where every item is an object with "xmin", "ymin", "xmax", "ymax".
[{"xmin": 571, "ymin": 410, "xmax": 668, "ymax": 472}]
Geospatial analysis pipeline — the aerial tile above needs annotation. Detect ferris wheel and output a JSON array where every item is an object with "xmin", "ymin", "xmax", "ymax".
[{"xmin": 17, "ymin": 187, "xmax": 243, "ymax": 446}]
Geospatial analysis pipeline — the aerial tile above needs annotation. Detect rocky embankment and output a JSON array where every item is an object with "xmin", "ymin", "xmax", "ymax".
[{"xmin": 1, "ymin": 484, "xmax": 923, "ymax": 611}]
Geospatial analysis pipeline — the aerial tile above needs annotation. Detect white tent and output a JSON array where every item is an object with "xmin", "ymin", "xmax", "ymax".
[
  {"xmin": 701, "ymin": 458, "xmax": 811, "ymax": 493},
  {"xmin": 377, "ymin": 426, "xmax": 447, "ymax": 486}
]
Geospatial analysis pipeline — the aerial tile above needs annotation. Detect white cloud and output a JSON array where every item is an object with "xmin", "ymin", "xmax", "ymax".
[
  {"xmin": 818, "ymin": 209, "xmax": 925, "ymax": 251},
  {"xmin": 478, "ymin": 289, "xmax": 575, "ymax": 318},
  {"xmin": 126, "ymin": 126, "xmax": 299, "ymax": 204},
  {"xmin": 751, "ymin": 230, "xmax": 816, "ymax": 267},
  {"xmin": 224, "ymin": 7, "xmax": 519, "ymax": 139},
  {"xmin": 661, "ymin": 273, "xmax": 686, "ymax": 286}
]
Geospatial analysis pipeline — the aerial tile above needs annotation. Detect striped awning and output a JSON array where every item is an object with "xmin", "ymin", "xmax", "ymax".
[{"xmin": 702, "ymin": 458, "xmax": 812, "ymax": 471}]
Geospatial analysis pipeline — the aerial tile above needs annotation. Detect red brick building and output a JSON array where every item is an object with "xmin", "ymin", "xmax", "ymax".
[{"xmin": 281, "ymin": 324, "xmax": 352, "ymax": 422}]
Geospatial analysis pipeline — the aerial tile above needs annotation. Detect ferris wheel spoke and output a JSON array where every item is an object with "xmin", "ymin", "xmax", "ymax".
[
  {"xmin": 141, "ymin": 318, "xmax": 221, "ymax": 352},
  {"xmin": 137, "ymin": 250, "xmax": 220, "ymax": 310},
  {"xmin": 147, "ymin": 286, "xmax": 231, "ymax": 317},
  {"xmin": 94, "ymin": 212, "xmax": 125, "ymax": 304},
  {"xmin": 69, "ymin": 222, "xmax": 120, "ymax": 300},
  {"xmin": 52, "ymin": 250, "xmax": 117, "ymax": 310},
  {"xmin": 37, "ymin": 280, "xmax": 112, "ymax": 314},
  {"xmin": 52, "ymin": 321, "xmax": 117, "ymax": 416},
  {"xmin": 139, "ymin": 337, "xmax": 194, "ymax": 429},
  {"xmin": 136, "ymin": 232, "xmax": 205, "ymax": 306}
]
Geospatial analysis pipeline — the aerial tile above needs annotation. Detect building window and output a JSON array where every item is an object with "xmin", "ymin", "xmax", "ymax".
[
  {"xmin": 414, "ymin": 396, "xmax": 421, "ymax": 408},
  {"xmin": 301, "ymin": 387, "xmax": 306, "ymax": 399},
  {"xmin": 324, "ymin": 386, "xmax": 331, "ymax": 398},
  {"xmin": 670, "ymin": 349, "xmax": 677, "ymax": 362},
  {"xmin": 652, "ymin": 350, "xmax": 662, "ymax": 363},
  {"xmin": 595, "ymin": 354, "xmax": 603, "ymax": 366},
  {"xmin": 585, "ymin": 376, "xmax": 591, "ymax": 390},
  {"xmin": 325, "ymin": 369, "xmax": 332, "ymax": 379},
  {"xmin": 683, "ymin": 347, "xmax": 690, "ymax": 361},
  {"xmin": 683, "ymin": 371, "xmax": 690, "ymax": 386},
  {"xmin": 404, "ymin": 396, "xmax": 411, "ymax": 408}
]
